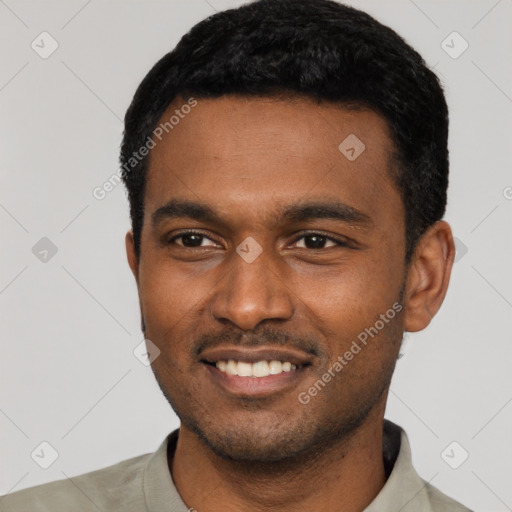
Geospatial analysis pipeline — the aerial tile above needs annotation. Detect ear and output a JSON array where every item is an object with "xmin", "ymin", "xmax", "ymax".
[
  {"xmin": 125, "ymin": 230, "xmax": 147, "ymax": 334},
  {"xmin": 403, "ymin": 221, "xmax": 455, "ymax": 332},
  {"xmin": 125, "ymin": 230, "xmax": 139, "ymax": 286}
]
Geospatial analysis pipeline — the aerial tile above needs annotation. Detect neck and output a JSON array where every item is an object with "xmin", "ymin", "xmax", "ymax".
[{"xmin": 170, "ymin": 404, "xmax": 388, "ymax": 512}]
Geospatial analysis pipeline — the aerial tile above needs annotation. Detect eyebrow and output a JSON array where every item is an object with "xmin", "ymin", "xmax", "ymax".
[{"xmin": 151, "ymin": 198, "xmax": 372, "ymax": 229}]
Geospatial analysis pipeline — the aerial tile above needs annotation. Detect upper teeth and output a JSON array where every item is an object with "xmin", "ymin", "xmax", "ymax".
[{"xmin": 215, "ymin": 359, "xmax": 297, "ymax": 377}]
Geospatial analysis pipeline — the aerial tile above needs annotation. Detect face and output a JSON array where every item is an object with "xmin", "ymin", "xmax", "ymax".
[{"xmin": 127, "ymin": 95, "xmax": 409, "ymax": 462}]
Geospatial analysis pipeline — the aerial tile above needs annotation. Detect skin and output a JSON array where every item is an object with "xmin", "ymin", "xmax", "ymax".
[{"xmin": 125, "ymin": 94, "xmax": 455, "ymax": 512}]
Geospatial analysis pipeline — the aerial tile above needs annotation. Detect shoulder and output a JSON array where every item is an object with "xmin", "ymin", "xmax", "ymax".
[
  {"xmin": 425, "ymin": 482, "xmax": 474, "ymax": 512},
  {"xmin": 0, "ymin": 451, "xmax": 152, "ymax": 512},
  {"xmin": 378, "ymin": 420, "xmax": 473, "ymax": 512}
]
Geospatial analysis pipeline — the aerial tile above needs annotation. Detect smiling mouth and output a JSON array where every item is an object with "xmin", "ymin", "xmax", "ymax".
[
  {"xmin": 206, "ymin": 359, "xmax": 305, "ymax": 378},
  {"xmin": 199, "ymin": 346, "xmax": 314, "ymax": 395}
]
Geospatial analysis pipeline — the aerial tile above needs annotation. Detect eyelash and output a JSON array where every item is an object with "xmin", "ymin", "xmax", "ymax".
[{"xmin": 166, "ymin": 230, "xmax": 350, "ymax": 249}]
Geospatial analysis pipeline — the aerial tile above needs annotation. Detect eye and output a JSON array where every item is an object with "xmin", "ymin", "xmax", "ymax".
[
  {"xmin": 291, "ymin": 232, "xmax": 349, "ymax": 250},
  {"xmin": 166, "ymin": 231, "xmax": 351, "ymax": 250},
  {"xmin": 167, "ymin": 231, "xmax": 219, "ymax": 248}
]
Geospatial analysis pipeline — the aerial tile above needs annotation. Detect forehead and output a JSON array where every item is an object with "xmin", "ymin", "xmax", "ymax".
[{"xmin": 144, "ymin": 95, "xmax": 401, "ymax": 228}]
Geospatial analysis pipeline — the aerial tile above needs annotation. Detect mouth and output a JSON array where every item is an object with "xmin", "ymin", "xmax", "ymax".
[
  {"xmin": 200, "ymin": 346, "xmax": 313, "ymax": 397},
  {"xmin": 213, "ymin": 359, "xmax": 299, "ymax": 377}
]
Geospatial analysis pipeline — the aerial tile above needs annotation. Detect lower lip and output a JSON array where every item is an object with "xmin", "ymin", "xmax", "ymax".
[{"xmin": 203, "ymin": 363, "xmax": 309, "ymax": 397}]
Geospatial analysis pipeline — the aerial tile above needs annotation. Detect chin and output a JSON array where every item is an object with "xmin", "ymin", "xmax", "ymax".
[
  {"xmin": 190, "ymin": 421, "xmax": 313, "ymax": 462},
  {"xmin": 180, "ymin": 408, "xmax": 365, "ymax": 466}
]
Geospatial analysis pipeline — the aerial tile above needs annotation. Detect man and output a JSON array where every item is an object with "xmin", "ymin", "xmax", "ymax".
[{"xmin": 1, "ymin": 0, "xmax": 473, "ymax": 510}]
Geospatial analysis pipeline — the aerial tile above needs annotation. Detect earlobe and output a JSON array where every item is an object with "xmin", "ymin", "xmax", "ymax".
[
  {"xmin": 403, "ymin": 221, "xmax": 455, "ymax": 332},
  {"xmin": 125, "ymin": 230, "xmax": 139, "ymax": 284}
]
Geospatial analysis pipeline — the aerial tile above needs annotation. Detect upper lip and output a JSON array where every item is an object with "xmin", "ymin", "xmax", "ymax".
[{"xmin": 200, "ymin": 346, "xmax": 314, "ymax": 366}]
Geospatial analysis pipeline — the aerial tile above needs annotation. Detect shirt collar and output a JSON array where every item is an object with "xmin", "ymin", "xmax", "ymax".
[
  {"xmin": 142, "ymin": 419, "xmax": 437, "ymax": 512},
  {"xmin": 364, "ymin": 420, "xmax": 438, "ymax": 512}
]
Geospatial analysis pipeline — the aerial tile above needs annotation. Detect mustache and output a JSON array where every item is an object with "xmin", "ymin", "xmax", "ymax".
[{"xmin": 193, "ymin": 326, "xmax": 322, "ymax": 358}]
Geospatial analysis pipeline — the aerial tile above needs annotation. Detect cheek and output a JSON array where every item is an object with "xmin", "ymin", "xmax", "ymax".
[
  {"xmin": 294, "ymin": 251, "xmax": 402, "ymax": 331},
  {"xmin": 139, "ymin": 254, "xmax": 212, "ymax": 327}
]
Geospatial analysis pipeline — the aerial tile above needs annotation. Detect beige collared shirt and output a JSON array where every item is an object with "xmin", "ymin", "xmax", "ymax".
[{"xmin": 0, "ymin": 420, "xmax": 473, "ymax": 511}]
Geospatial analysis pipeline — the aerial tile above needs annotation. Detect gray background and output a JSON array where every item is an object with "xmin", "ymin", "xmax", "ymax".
[{"xmin": 1, "ymin": 0, "xmax": 511, "ymax": 510}]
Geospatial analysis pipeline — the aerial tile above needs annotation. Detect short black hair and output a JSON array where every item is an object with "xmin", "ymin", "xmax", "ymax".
[{"xmin": 120, "ymin": 0, "xmax": 449, "ymax": 262}]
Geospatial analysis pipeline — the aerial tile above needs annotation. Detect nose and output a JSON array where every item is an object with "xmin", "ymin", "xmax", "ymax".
[{"xmin": 210, "ymin": 248, "xmax": 294, "ymax": 331}]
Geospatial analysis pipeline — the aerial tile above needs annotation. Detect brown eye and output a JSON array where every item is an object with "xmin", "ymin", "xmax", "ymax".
[
  {"xmin": 168, "ymin": 231, "xmax": 218, "ymax": 248},
  {"xmin": 292, "ymin": 233, "xmax": 349, "ymax": 250}
]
